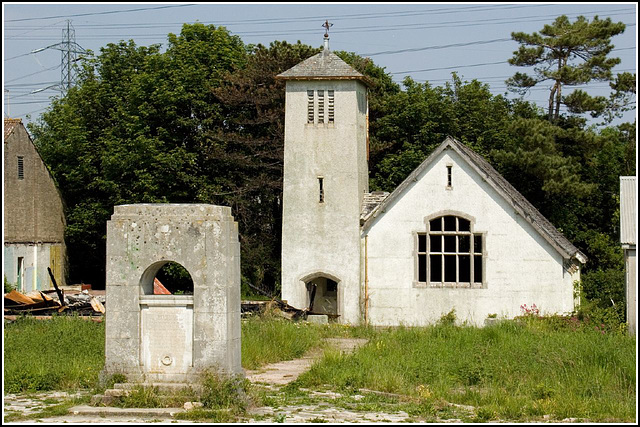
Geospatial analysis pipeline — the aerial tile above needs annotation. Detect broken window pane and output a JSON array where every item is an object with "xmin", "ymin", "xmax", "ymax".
[
  {"xmin": 459, "ymin": 255, "xmax": 471, "ymax": 282},
  {"xmin": 458, "ymin": 235, "xmax": 470, "ymax": 253},
  {"xmin": 418, "ymin": 233, "xmax": 426, "ymax": 252},
  {"xmin": 444, "ymin": 235, "xmax": 456, "ymax": 253},
  {"xmin": 474, "ymin": 234, "xmax": 482, "ymax": 253},
  {"xmin": 474, "ymin": 256, "xmax": 483, "ymax": 283},
  {"xmin": 444, "ymin": 216, "xmax": 456, "ymax": 231},
  {"xmin": 430, "ymin": 235, "xmax": 441, "ymax": 252},
  {"xmin": 430, "ymin": 255, "xmax": 441, "ymax": 282},
  {"xmin": 418, "ymin": 254, "xmax": 426, "ymax": 282},
  {"xmin": 444, "ymin": 255, "xmax": 456, "ymax": 282}
]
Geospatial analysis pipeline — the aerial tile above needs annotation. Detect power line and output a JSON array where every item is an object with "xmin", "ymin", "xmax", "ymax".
[
  {"xmin": 5, "ymin": 65, "xmax": 60, "ymax": 84},
  {"xmin": 5, "ymin": 4, "xmax": 198, "ymax": 22},
  {"xmin": 1, "ymin": 4, "xmax": 551, "ymax": 28}
]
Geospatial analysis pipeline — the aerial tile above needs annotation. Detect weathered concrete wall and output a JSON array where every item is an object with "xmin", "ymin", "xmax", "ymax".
[
  {"xmin": 363, "ymin": 148, "xmax": 578, "ymax": 327},
  {"xmin": 281, "ymin": 80, "xmax": 368, "ymax": 325},
  {"xmin": 4, "ymin": 243, "xmax": 65, "ymax": 292},
  {"xmin": 625, "ymin": 248, "xmax": 636, "ymax": 337},
  {"xmin": 4, "ymin": 119, "xmax": 67, "ymax": 287},
  {"xmin": 103, "ymin": 204, "xmax": 242, "ymax": 383}
]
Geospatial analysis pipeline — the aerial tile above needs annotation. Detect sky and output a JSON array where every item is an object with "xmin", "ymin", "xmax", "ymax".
[{"xmin": 3, "ymin": 2, "xmax": 638, "ymax": 127}]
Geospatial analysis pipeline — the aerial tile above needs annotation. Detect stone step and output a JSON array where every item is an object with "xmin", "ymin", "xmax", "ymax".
[
  {"xmin": 70, "ymin": 405, "xmax": 185, "ymax": 418},
  {"xmin": 113, "ymin": 382, "xmax": 203, "ymax": 393},
  {"xmin": 104, "ymin": 388, "xmax": 130, "ymax": 397}
]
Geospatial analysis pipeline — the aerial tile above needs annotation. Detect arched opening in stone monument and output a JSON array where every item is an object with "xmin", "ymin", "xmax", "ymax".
[
  {"xmin": 139, "ymin": 260, "xmax": 194, "ymax": 295},
  {"xmin": 305, "ymin": 275, "xmax": 339, "ymax": 317}
]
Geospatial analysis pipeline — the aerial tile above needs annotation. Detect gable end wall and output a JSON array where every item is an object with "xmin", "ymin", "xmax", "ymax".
[{"xmin": 363, "ymin": 148, "xmax": 577, "ymax": 326}]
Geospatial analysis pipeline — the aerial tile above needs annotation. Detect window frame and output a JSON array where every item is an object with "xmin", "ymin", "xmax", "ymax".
[{"xmin": 414, "ymin": 212, "xmax": 485, "ymax": 289}]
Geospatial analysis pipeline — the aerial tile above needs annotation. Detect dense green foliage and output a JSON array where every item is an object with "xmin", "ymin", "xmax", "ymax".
[{"xmin": 28, "ymin": 18, "xmax": 635, "ymax": 316}]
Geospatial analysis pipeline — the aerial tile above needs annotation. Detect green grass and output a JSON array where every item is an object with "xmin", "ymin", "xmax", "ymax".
[
  {"xmin": 294, "ymin": 320, "xmax": 636, "ymax": 422},
  {"xmin": 241, "ymin": 314, "xmax": 324, "ymax": 369},
  {"xmin": 4, "ymin": 315, "xmax": 105, "ymax": 393},
  {"xmin": 4, "ymin": 312, "xmax": 635, "ymax": 422}
]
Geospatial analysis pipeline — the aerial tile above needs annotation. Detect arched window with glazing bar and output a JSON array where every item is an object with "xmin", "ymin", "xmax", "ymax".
[{"xmin": 416, "ymin": 214, "xmax": 484, "ymax": 288}]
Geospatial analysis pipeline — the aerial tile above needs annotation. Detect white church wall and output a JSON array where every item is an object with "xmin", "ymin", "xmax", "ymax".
[{"xmin": 364, "ymin": 147, "xmax": 578, "ymax": 327}]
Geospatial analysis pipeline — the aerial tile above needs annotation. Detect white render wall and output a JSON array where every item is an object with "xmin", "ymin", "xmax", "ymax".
[
  {"xmin": 4, "ymin": 243, "xmax": 65, "ymax": 292},
  {"xmin": 363, "ymin": 147, "xmax": 578, "ymax": 327},
  {"xmin": 281, "ymin": 79, "xmax": 368, "ymax": 324}
]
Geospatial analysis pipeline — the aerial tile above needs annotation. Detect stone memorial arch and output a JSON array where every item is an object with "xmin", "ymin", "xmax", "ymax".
[{"xmin": 102, "ymin": 204, "xmax": 241, "ymax": 383}]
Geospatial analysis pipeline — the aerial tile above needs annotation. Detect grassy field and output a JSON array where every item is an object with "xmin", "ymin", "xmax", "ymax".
[
  {"xmin": 3, "ymin": 312, "xmax": 636, "ymax": 422},
  {"xmin": 296, "ymin": 318, "xmax": 636, "ymax": 422}
]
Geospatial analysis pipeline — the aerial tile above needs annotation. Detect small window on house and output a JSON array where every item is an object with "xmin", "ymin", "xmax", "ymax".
[
  {"xmin": 447, "ymin": 165, "xmax": 452, "ymax": 187},
  {"xmin": 418, "ymin": 215, "xmax": 484, "ymax": 288},
  {"xmin": 307, "ymin": 90, "xmax": 314, "ymax": 123},
  {"xmin": 317, "ymin": 90, "xmax": 325, "ymax": 123},
  {"xmin": 17, "ymin": 156, "xmax": 24, "ymax": 180},
  {"xmin": 318, "ymin": 177, "xmax": 324, "ymax": 203},
  {"xmin": 328, "ymin": 90, "xmax": 334, "ymax": 123}
]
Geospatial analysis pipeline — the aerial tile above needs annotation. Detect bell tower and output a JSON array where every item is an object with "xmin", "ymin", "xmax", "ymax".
[{"xmin": 277, "ymin": 26, "xmax": 370, "ymax": 324}]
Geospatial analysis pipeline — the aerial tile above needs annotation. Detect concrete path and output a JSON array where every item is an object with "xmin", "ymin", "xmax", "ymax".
[{"xmin": 244, "ymin": 337, "xmax": 369, "ymax": 386}]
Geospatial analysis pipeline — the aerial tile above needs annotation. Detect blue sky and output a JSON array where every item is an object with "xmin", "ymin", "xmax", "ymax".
[{"xmin": 3, "ymin": 2, "xmax": 637, "ymax": 126}]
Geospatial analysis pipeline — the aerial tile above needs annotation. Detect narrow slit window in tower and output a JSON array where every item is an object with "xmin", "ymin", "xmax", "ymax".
[
  {"xmin": 328, "ymin": 90, "xmax": 334, "ymax": 122},
  {"xmin": 307, "ymin": 90, "xmax": 314, "ymax": 123},
  {"xmin": 447, "ymin": 165, "xmax": 452, "ymax": 188},
  {"xmin": 318, "ymin": 177, "xmax": 324, "ymax": 203},
  {"xmin": 317, "ymin": 90, "xmax": 324, "ymax": 123}
]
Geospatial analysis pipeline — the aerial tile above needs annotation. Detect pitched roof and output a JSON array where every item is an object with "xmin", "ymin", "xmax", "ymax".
[
  {"xmin": 4, "ymin": 118, "xmax": 22, "ymax": 141},
  {"xmin": 361, "ymin": 191, "xmax": 390, "ymax": 220},
  {"xmin": 361, "ymin": 136, "xmax": 587, "ymax": 264},
  {"xmin": 620, "ymin": 176, "xmax": 636, "ymax": 246},
  {"xmin": 276, "ymin": 49, "xmax": 373, "ymax": 86}
]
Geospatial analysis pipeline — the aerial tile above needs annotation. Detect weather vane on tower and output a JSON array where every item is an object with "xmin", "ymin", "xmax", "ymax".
[{"xmin": 322, "ymin": 20, "xmax": 333, "ymax": 38}]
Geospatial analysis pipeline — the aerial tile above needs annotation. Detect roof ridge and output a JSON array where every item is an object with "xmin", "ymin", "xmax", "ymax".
[
  {"xmin": 362, "ymin": 137, "xmax": 586, "ymax": 263},
  {"xmin": 276, "ymin": 50, "xmax": 372, "ymax": 86}
]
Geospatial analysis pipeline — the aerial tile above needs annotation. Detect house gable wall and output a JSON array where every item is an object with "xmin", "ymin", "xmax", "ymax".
[
  {"xmin": 4, "ymin": 122, "xmax": 67, "ymax": 289},
  {"xmin": 4, "ymin": 123, "xmax": 66, "ymax": 243},
  {"xmin": 363, "ymin": 147, "xmax": 578, "ymax": 326}
]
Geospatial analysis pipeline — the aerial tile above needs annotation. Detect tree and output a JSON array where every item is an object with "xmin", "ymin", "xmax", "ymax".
[
  {"xmin": 370, "ymin": 74, "xmax": 516, "ymax": 192},
  {"xmin": 506, "ymin": 15, "xmax": 625, "ymax": 121},
  {"xmin": 30, "ymin": 24, "xmax": 247, "ymax": 288}
]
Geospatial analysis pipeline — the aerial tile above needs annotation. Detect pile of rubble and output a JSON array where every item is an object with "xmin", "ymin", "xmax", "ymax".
[{"xmin": 4, "ymin": 288, "xmax": 105, "ymax": 316}]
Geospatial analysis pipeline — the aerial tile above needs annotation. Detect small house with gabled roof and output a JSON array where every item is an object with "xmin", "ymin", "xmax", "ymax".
[
  {"xmin": 4, "ymin": 118, "xmax": 67, "ymax": 292},
  {"xmin": 277, "ymin": 34, "xmax": 585, "ymax": 326}
]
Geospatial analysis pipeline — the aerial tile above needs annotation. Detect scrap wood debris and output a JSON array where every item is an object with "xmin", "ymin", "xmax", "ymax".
[{"xmin": 4, "ymin": 289, "xmax": 105, "ymax": 316}]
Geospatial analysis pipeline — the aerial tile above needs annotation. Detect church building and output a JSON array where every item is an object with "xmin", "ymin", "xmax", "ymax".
[{"xmin": 277, "ymin": 34, "xmax": 586, "ymax": 326}]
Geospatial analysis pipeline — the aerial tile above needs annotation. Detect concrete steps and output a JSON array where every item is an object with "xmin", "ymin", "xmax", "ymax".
[{"xmin": 91, "ymin": 382, "xmax": 202, "ymax": 406}]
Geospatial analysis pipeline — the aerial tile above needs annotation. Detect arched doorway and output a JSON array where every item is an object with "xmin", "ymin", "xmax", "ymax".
[{"xmin": 305, "ymin": 275, "xmax": 339, "ymax": 317}]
